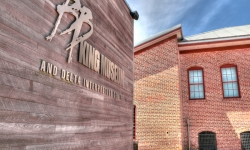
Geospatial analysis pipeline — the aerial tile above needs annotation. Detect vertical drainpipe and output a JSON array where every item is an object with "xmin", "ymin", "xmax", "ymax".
[{"xmin": 187, "ymin": 118, "xmax": 190, "ymax": 150}]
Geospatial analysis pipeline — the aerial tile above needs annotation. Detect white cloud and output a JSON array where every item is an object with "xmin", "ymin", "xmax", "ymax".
[
  {"xmin": 127, "ymin": 0, "xmax": 250, "ymax": 45},
  {"xmin": 127, "ymin": 0, "xmax": 199, "ymax": 45},
  {"xmin": 194, "ymin": 0, "xmax": 231, "ymax": 33}
]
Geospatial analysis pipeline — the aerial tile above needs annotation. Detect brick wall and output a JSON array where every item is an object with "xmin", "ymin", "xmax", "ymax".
[
  {"xmin": 134, "ymin": 36, "xmax": 182, "ymax": 150},
  {"xmin": 180, "ymin": 47, "xmax": 250, "ymax": 150}
]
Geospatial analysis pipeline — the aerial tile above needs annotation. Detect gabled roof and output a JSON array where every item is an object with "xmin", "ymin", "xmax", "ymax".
[
  {"xmin": 134, "ymin": 24, "xmax": 250, "ymax": 53},
  {"xmin": 135, "ymin": 24, "xmax": 183, "ymax": 52},
  {"xmin": 184, "ymin": 24, "xmax": 250, "ymax": 42}
]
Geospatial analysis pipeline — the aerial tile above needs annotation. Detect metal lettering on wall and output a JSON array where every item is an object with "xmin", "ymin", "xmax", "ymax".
[
  {"xmin": 40, "ymin": 60, "xmax": 123, "ymax": 100},
  {"xmin": 79, "ymin": 41, "xmax": 124, "ymax": 86},
  {"xmin": 46, "ymin": 0, "xmax": 93, "ymax": 63},
  {"xmin": 46, "ymin": 0, "xmax": 124, "ymax": 86}
]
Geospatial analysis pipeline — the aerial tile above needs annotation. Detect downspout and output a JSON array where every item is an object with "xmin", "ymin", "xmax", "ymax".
[{"xmin": 187, "ymin": 118, "xmax": 190, "ymax": 150}]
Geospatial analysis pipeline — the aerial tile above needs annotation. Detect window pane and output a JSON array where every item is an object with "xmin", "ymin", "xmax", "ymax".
[
  {"xmin": 190, "ymin": 90, "xmax": 205, "ymax": 99},
  {"xmin": 195, "ymin": 85, "xmax": 199, "ymax": 91},
  {"xmin": 222, "ymin": 75, "xmax": 227, "ymax": 82},
  {"xmin": 189, "ymin": 69, "xmax": 204, "ymax": 99},
  {"xmin": 190, "ymin": 85, "xmax": 195, "ymax": 92},
  {"xmin": 228, "ymin": 82, "xmax": 233, "ymax": 89},
  {"xmin": 190, "ymin": 92, "xmax": 195, "ymax": 99},
  {"xmin": 223, "ymin": 83, "xmax": 229, "ymax": 90},
  {"xmin": 193, "ymin": 76, "xmax": 199, "ymax": 83},
  {"xmin": 190, "ymin": 77, "xmax": 194, "ymax": 84},
  {"xmin": 234, "ymin": 90, "xmax": 239, "ymax": 97},
  {"xmin": 222, "ymin": 66, "xmax": 239, "ymax": 98},
  {"xmin": 194, "ymin": 70, "xmax": 198, "ymax": 76},
  {"xmin": 227, "ymin": 74, "xmax": 232, "ymax": 81},
  {"xmin": 228, "ymin": 90, "xmax": 234, "ymax": 97},
  {"xmin": 232, "ymin": 82, "xmax": 238, "ymax": 89},
  {"xmin": 189, "ymin": 71, "xmax": 194, "ymax": 77},
  {"xmin": 197, "ymin": 70, "xmax": 202, "ymax": 76},
  {"xmin": 232, "ymin": 75, "xmax": 237, "ymax": 81},
  {"xmin": 226, "ymin": 68, "xmax": 231, "ymax": 74},
  {"xmin": 231, "ymin": 67, "xmax": 236, "ymax": 74},
  {"xmin": 189, "ymin": 70, "xmax": 203, "ymax": 83},
  {"xmin": 222, "ymin": 68, "xmax": 227, "ymax": 75},
  {"xmin": 199, "ymin": 85, "xmax": 204, "ymax": 91},
  {"xmin": 200, "ymin": 91, "xmax": 204, "ymax": 98},
  {"xmin": 195, "ymin": 92, "xmax": 200, "ymax": 98},
  {"xmin": 224, "ymin": 90, "xmax": 229, "ymax": 97},
  {"xmin": 198, "ymin": 77, "xmax": 203, "ymax": 83}
]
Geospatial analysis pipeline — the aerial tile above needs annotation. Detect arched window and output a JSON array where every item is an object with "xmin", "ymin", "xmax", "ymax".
[
  {"xmin": 241, "ymin": 131, "xmax": 250, "ymax": 150},
  {"xmin": 188, "ymin": 67, "xmax": 205, "ymax": 99},
  {"xmin": 220, "ymin": 64, "xmax": 240, "ymax": 98},
  {"xmin": 199, "ymin": 131, "xmax": 217, "ymax": 150}
]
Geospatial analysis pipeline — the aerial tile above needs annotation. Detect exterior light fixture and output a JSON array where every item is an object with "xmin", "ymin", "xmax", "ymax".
[{"xmin": 124, "ymin": 0, "xmax": 139, "ymax": 20}]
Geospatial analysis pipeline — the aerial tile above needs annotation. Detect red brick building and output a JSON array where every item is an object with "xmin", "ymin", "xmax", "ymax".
[{"xmin": 134, "ymin": 24, "xmax": 250, "ymax": 150}]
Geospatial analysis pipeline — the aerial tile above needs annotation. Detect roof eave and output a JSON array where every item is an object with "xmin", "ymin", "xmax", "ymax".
[
  {"xmin": 135, "ymin": 24, "xmax": 183, "ymax": 53},
  {"xmin": 180, "ymin": 35, "xmax": 250, "ymax": 45},
  {"xmin": 179, "ymin": 35, "xmax": 250, "ymax": 52}
]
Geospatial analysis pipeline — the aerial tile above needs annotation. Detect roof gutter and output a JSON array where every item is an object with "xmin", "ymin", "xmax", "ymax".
[
  {"xmin": 179, "ymin": 36, "xmax": 250, "ymax": 52},
  {"xmin": 179, "ymin": 35, "xmax": 250, "ymax": 45}
]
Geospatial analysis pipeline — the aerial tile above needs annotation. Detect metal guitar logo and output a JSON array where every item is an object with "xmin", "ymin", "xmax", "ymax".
[{"xmin": 46, "ymin": 0, "xmax": 93, "ymax": 63}]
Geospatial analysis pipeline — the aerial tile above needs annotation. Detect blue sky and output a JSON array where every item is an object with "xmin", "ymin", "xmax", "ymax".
[{"xmin": 126, "ymin": 0, "xmax": 250, "ymax": 45}]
